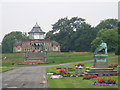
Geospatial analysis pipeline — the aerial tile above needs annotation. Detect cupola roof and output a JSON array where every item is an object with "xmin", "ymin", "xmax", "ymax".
[{"xmin": 28, "ymin": 22, "xmax": 45, "ymax": 34}]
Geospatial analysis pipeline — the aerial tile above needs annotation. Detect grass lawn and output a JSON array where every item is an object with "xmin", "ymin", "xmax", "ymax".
[
  {"xmin": 47, "ymin": 57, "xmax": 118, "ymax": 73},
  {"xmin": 0, "ymin": 68, "xmax": 14, "ymax": 72},
  {"xmin": 48, "ymin": 76, "xmax": 118, "ymax": 88},
  {"xmin": 47, "ymin": 57, "xmax": 119, "ymax": 88},
  {"xmin": 2, "ymin": 52, "xmax": 116, "ymax": 67}
]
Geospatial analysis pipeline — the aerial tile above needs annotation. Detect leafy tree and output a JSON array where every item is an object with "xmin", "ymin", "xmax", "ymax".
[
  {"xmin": 45, "ymin": 17, "xmax": 96, "ymax": 52},
  {"xmin": 96, "ymin": 19, "xmax": 118, "ymax": 31},
  {"xmin": 91, "ymin": 27, "xmax": 118, "ymax": 52},
  {"xmin": 2, "ymin": 31, "xmax": 28, "ymax": 53},
  {"xmin": 115, "ymin": 22, "xmax": 120, "ymax": 55},
  {"xmin": 0, "ymin": 44, "xmax": 2, "ymax": 53}
]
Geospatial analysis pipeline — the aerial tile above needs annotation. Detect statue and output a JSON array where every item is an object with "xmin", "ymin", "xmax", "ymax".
[
  {"xmin": 94, "ymin": 40, "xmax": 107, "ymax": 55},
  {"xmin": 93, "ymin": 40, "xmax": 108, "ymax": 68},
  {"xmin": 84, "ymin": 40, "xmax": 118, "ymax": 76}
]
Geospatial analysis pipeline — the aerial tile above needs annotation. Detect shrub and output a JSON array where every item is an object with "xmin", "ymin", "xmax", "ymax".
[{"xmin": 115, "ymin": 45, "xmax": 120, "ymax": 55}]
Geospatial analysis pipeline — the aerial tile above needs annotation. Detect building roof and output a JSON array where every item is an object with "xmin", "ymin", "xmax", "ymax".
[
  {"xmin": 14, "ymin": 41, "xmax": 22, "ymax": 45},
  {"xmin": 28, "ymin": 22, "xmax": 45, "ymax": 34},
  {"xmin": 14, "ymin": 39, "xmax": 60, "ymax": 46},
  {"xmin": 14, "ymin": 41, "xmax": 22, "ymax": 46}
]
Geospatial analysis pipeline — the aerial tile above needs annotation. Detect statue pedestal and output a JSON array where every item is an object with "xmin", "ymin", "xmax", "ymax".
[
  {"xmin": 84, "ymin": 68, "xmax": 117, "ymax": 76},
  {"xmin": 94, "ymin": 54, "xmax": 108, "ymax": 68},
  {"xmin": 84, "ymin": 54, "xmax": 117, "ymax": 76}
]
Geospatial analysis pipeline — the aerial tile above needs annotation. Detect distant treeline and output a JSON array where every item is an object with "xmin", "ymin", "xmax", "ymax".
[
  {"xmin": 1, "ymin": 17, "xmax": 120, "ymax": 55},
  {"xmin": 45, "ymin": 17, "xmax": 119, "ymax": 54}
]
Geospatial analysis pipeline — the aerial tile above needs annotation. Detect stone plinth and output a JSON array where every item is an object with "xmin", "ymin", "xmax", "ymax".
[
  {"xmin": 85, "ymin": 54, "xmax": 117, "ymax": 76},
  {"xmin": 85, "ymin": 68, "xmax": 117, "ymax": 76},
  {"xmin": 94, "ymin": 54, "xmax": 108, "ymax": 68}
]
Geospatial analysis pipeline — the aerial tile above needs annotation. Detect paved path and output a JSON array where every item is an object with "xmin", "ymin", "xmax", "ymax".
[
  {"xmin": 2, "ymin": 67, "xmax": 49, "ymax": 88},
  {"xmin": 1, "ymin": 56, "xmax": 119, "ymax": 88}
]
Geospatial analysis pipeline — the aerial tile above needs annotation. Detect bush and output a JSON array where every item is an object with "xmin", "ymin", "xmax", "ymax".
[{"xmin": 115, "ymin": 45, "xmax": 120, "ymax": 55}]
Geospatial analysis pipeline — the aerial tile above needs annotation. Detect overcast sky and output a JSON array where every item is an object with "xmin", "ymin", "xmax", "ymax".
[{"xmin": 0, "ymin": 0, "xmax": 118, "ymax": 43}]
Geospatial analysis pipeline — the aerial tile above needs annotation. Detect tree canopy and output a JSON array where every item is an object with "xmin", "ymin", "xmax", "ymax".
[
  {"xmin": 91, "ymin": 27, "xmax": 118, "ymax": 52},
  {"xmin": 45, "ymin": 17, "xmax": 118, "ymax": 52},
  {"xmin": 95, "ymin": 19, "xmax": 118, "ymax": 31},
  {"xmin": 2, "ymin": 31, "xmax": 28, "ymax": 53},
  {"xmin": 45, "ymin": 17, "xmax": 96, "ymax": 52}
]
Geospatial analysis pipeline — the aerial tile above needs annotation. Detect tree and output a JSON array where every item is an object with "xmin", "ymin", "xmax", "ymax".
[
  {"xmin": 96, "ymin": 19, "xmax": 118, "ymax": 31},
  {"xmin": 0, "ymin": 44, "xmax": 1, "ymax": 53},
  {"xmin": 2, "ymin": 31, "xmax": 28, "ymax": 53},
  {"xmin": 91, "ymin": 27, "xmax": 118, "ymax": 52},
  {"xmin": 45, "ymin": 17, "xmax": 96, "ymax": 52},
  {"xmin": 115, "ymin": 22, "xmax": 120, "ymax": 55}
]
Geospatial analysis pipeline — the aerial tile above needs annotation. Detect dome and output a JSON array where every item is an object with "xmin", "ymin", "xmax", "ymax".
[{"xmin": 28, "ymin": 22, "xmax": 45, "ymax": 34}]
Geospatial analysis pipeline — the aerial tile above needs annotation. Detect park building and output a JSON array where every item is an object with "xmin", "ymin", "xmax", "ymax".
[{"xmin": 13, "ymin": 23, "xmax": 60, "ymax": 53}]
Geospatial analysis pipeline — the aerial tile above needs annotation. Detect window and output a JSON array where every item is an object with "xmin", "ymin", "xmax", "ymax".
[
  {"xmin": 17, "ymin": 46, "xmax": 21, "ymax": 51},
  {"xmin": 53, "ymin": 46, "xmax": 56, "ymax": 49}
]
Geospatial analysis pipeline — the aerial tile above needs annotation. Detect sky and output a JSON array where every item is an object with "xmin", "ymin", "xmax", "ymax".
[{"xmin": 0, "ymin": 0, "xmax": 119, "ymax": 43}]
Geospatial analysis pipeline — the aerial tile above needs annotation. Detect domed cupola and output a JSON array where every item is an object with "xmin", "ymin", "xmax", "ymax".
[{"xmin": 28, "ymin": 22, "xmax": 45, "ymax": 39}]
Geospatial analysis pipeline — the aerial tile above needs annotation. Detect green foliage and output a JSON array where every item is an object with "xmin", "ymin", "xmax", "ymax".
[
  {"xmin": 115, "ymin": 22, "xmax": 120, "ymax": 55},
  {"xmin": 0, "ymin": 45, "xmax": 2, "ymax": 53},
  {"xmin": 91, "ymin": 19, "xmax": 118, "ymax": 52},
  {"xmin": 0, "ymin": 68, "xmax": 14, "ymax": 72},
  {"xmin": 96, "ymin": 19, "xmax": 118, "ymax": 30},
  {"xmin": 46, "ymin": 17, "xmax": 118, "ymax": 52},
  {"xmin": 45, "ymin": 17, "xmax": 96, "ymax": 52},
  {"xmin": 2, "ymin": 31, "xmax": 28, "ymax": 53},
  {"xmin": 91, "ymin": 27, "xmax": 118, "ymax": 52}
]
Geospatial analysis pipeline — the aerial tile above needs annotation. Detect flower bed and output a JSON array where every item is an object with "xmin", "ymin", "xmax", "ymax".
[
  {"xmin": 22, "ymin": 61, "xmax": 44, "ymax": 64},
  {"xmin": 82, "ymin": 74, "xmax": 98, "ymax": 80},
  {"xmin": 53, "ymin": 72, "xmax": 71, "ymax": 77},
  {"xmin": 68, "ymin": 67, "xmax": 74, "ymax": 71},
  {"xmin": 59, "ymin": 69, "xmax": 66, "ymax": 74},
  {"xmin": 91, "ymin": 83, "xmax": 117, "ymax": 86},
  {"xmin": 56, "ymin": 67, "xmax": 62, "ymax": 69},
  {"xmin": 56, "ymin": 67, "xmax": 74, "ymax": 72},
  {"xmin": 75, "ymin": 63, "xmax": 84, "ymax": 66},
  {"xmin": 53, "ymin": 73, "xmax": 60, "ymax": 75},
  {"xmin": 109, "ymin": 64, "xmax": 118, "ymax": 69},
  {"xmin": 91, "ymin": 77, "xmax": 117, "ymax": 86}
]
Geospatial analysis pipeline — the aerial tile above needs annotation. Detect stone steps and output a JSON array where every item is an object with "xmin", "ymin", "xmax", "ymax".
[
  {"xmin": 84, "ymin": 68, "xmax": 118, "ymax": 76},
  {"xmin": 25, "ymin": 51, "xmax": 46, "ymax": 61}
]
